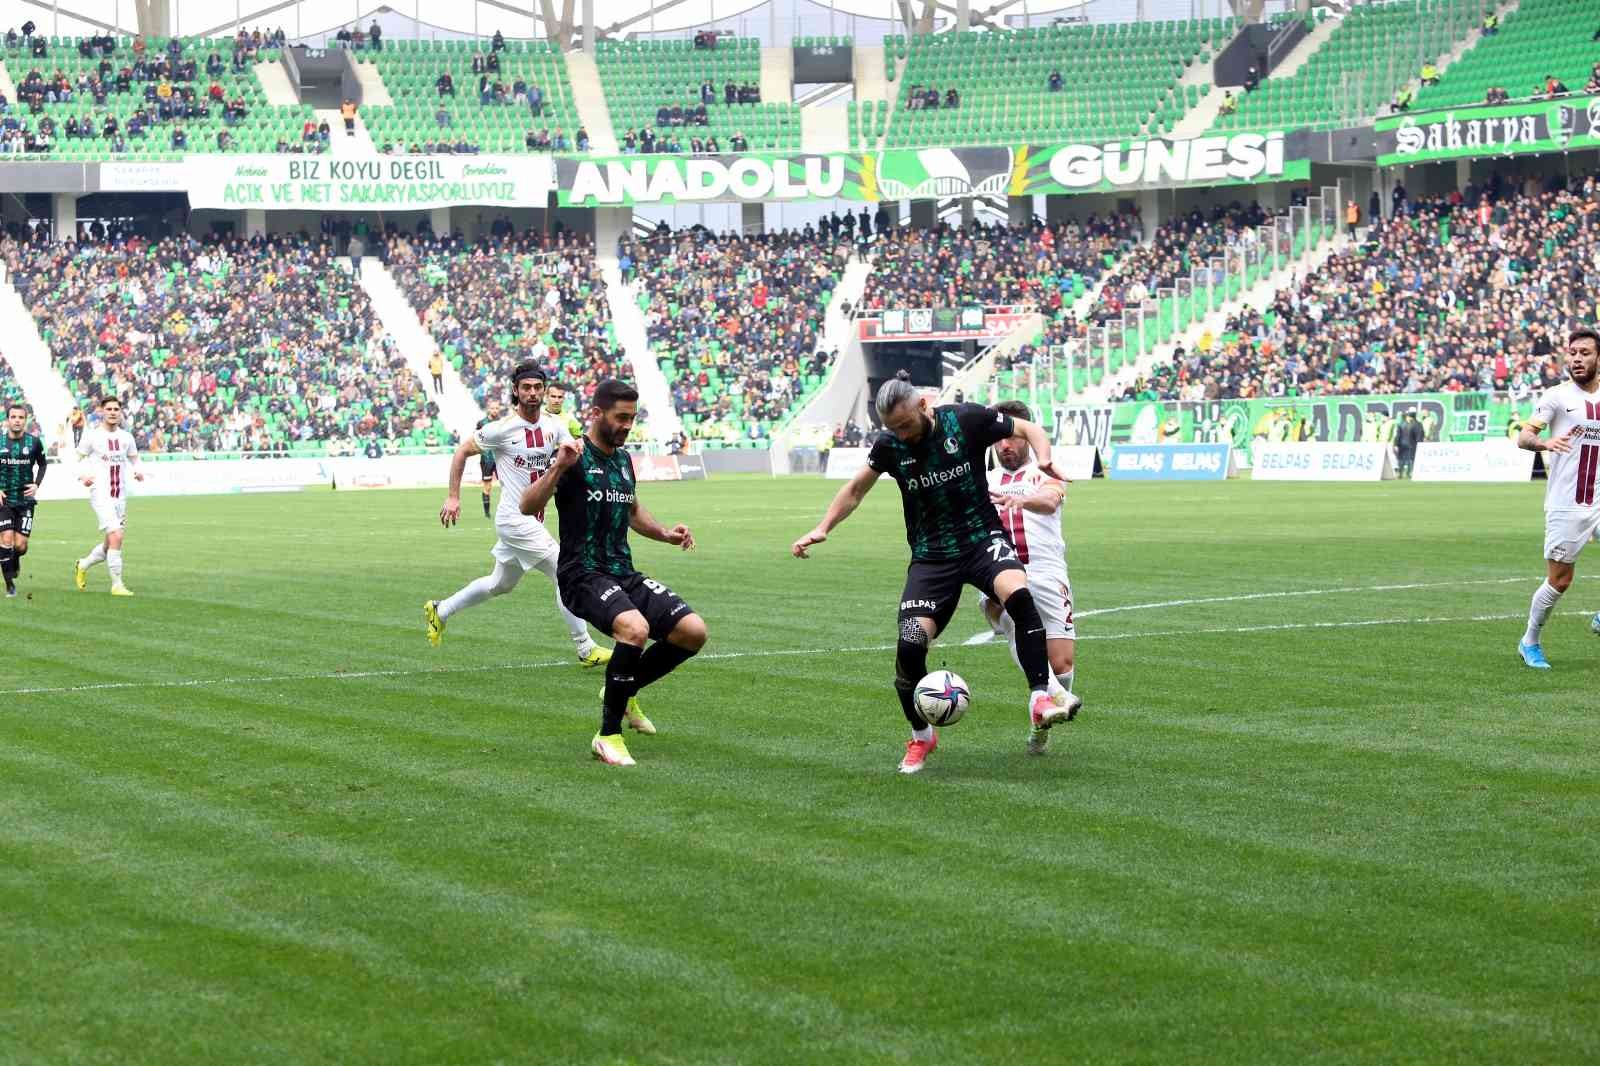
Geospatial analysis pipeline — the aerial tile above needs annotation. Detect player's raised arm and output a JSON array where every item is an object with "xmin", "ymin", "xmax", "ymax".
[
  {"xmin": 630, "ymin": 498, "xmax": 694, "ymax": 551},
  {"xmin": 440, "ymin": 435, "xmax": 482, "ymax": 526},
  {"xmin": 520, "ymin": 439, "xmax": 580, "ymax": 517},
  {"xmin": 1010, "ymin": 418, "xmax": 1058, "ymax": 479},
  {"xmin": 793, "ymin": 463, "xmax": 879, "ymax": 558},
  {"xmin": 992, "ymin": 477, "xmax": 1063, "ymax": 516}
]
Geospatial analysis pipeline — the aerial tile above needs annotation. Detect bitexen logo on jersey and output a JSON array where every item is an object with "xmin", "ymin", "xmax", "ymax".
[
  {"xmin": 906, "ymin": 461, "xmax": 972, "ymax": 492},
  {"xmin": 586, "ymin": 489, "xmax": 636, "ymax": 504}
]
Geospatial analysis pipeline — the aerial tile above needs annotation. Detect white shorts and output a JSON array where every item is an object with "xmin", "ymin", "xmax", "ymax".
[
  {"xmin": 92, "ymin": 495, "xmax": 127, "ymax": 533},
  {"xmin": 1543, "ymin": 508, "xmax": 1600, "ymax": 564},
  {"xmin": 1027, "ymin": 567, "xmax": 1077, "ymax": 641},
  {"xmin": 491, "ymin": 515, "xmax": 559, "ymax": 572}
]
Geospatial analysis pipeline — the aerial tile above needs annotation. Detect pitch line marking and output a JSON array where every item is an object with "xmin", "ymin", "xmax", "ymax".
[{"xmin": 6, "ymin": 610, "xmax": 1591, "ymax": 698}]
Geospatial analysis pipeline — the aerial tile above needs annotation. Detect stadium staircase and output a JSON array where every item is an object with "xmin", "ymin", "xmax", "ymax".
[
  {"xmin": 256, "ymin": 57, "xmax": 302, "ymax": 106},
  {"xmin": 0, "ymin": 59, "xmax": 18, "ymax": 105},
  {"xmin": 318, "ymin": 108, "xmax": 377, "ymax": 155},
  {"xmin": 1091, "ymin": 227, "xmax": 1352, "ymax": 403},
  {"xmin": 349, "ymin": 55, "xmax": 394, "ymax": 107},
  {"xmin": 770, "ymin": 255, "xmax": 875, "ymax": 463},
  {"xmin": 353, "ymin": 260, "xmax": 485, "ymax": 439},
  {"xmin": 1184, "ymin": 11, "xmax": 1340, "ymax": 137},
  {"xmin": 1389, "ymin": 1, "xmax": 1520, "ymax": 115},
  {"xmin": 595, "ymin": 212, "xmax": 680, "ymax": 441},
  {"xmin": 563, "ymin": 50, "xmax": 618, "ymax": 154},
  {"xmin": 0, "ymin": 273, "xmax": 79, "ymax": 450},
  {"xmin": 760, "ymin": 46, "xmax": 793, "ymax": 108}
]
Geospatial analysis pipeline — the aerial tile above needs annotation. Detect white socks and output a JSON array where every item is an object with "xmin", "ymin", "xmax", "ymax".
[
  {"xmin": 438, "ymin": 562, "xmax": 522, "ymax": 620},
  {"xmin": 1523, "ymin": 581, "xmax": 1563, "ymax": 647},
  {"xmin": 107, "ymin": 550, "xmax": 123, "ymax": 585},
  {"xmin": 80, "ymin": 543, "xmax": 107, "ymax": 570},
  {"xmin": 1057, "ymin": 670, "xmax": 1074, "ymax": 693},
  {"xmin": 911, "ymin": 725, "xmax": 934, "ymax": 742}
]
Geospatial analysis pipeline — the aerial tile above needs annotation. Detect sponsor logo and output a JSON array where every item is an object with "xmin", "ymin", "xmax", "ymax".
[
  {"xmin": 1394, "ymin": 111, "xmax": 1545, "ymax": 156},
  {"xmin": 566, "ymin": 155, "xmax": 846, "ymax": 204},
  {"xmin": 587, "ymin": 488, "xmax": 635, "ymax": 504},
  {"xmin": 901, "ymin": 598, "xmax": 939, "ymax": 612},
  {"xmin": 599, "ymin": 584, "xmax": 623, "ymax": 602},
  {"xmin": 1047, "ymin": 132, "xmax": 1285, "ymax": 189},
  {"xmin": 905, "ymin": 459, "xmax": 972, "ymax": 491}
]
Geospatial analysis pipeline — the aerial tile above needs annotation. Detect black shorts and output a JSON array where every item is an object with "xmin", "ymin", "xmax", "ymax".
[
  {"xmin": 560, "ymin": 569, "xmax": 693, "ymax": 641},
  {"xmin": 480, "ymin": 456, "xmax": 496, "ymax": 480},
  {"xmin": 898, "ymin": 534, "xmax": 1025, "ymax": 633},
  {"xmin": 0, "ymin": 502, "xmax": 31, "ymax": 537}
]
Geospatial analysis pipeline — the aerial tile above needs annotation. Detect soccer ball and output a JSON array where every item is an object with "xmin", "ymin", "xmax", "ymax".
[{"xmin": 914, "ymin": 670, "xmax": 970, "ymax": 727}]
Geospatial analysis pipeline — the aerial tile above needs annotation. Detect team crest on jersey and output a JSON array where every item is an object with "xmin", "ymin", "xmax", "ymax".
[{"xmin": 943, "ymin": 436, "xmax": 960, "ymax": 455}]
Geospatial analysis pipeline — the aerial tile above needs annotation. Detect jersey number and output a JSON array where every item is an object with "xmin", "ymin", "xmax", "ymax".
[
  {"xmin": 642, "ymin": 578, "xmax": 667, "ymax": 595},
  {"xmin": 986, "ymin": 538, "xmax": 1017, "ymax": 563},
  {"xmin": 524, "ymin": 427, "xmax": 545, "ymax": 449}
]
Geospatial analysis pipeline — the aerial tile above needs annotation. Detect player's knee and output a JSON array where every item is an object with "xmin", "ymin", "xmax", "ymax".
[
  {"xmin": 14, "ymin": 541, "xmax": 26, "ymax": 556},
  {"xmin": 894, "ymin": 619, "xmax": 931, "ymax": 689},
  {"xmin": 1550, "ymin": 569, "xmax": 1575, "ymax": 593},
  {"xmin": 1002, "ymin": 587, "xmax": 1040, "ymax": 623},
  {"xmin": 613, "ymin": 612, "xmax": 650, "ymax": 646},
  {"xmin": 670, "ymin": 613, "xmax": 708, "ymax": 651}
]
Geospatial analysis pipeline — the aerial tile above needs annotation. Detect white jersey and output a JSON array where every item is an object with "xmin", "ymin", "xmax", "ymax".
[
  {"xmin": 987, "ymin": 460, "xmax": 1066, "ymax": 573},
  {"xmin": 474, "ymin": 411, "xmax": 573, "ymax": 524},
  {"xmin": 77, "ymin": 427, "xmax": 140, "ymax": 505},
  {"xmin": 1532, "ymin": 382, "xmax": 1600, "ymax": 511}
]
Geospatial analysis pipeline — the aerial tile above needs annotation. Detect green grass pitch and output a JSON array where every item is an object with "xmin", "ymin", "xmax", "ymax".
[{"xmin": 3, "ymin": 476, "xmax": 1596, "ymax": 1064}]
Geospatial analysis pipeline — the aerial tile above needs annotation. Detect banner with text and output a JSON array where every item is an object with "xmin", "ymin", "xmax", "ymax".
[
  {"xmin": 1253, "ymin": 442, "xmax": 1395, "ymax": 481},
  {"xmin": 555, "ymin": 132, "xmax": 1306, "ymax": 206},
  {"xmin": 1375, "ymin": 94, "xmax": 1600, "ymax": 167},
  {"xmin": 1107, "ymin": 443, "xmax": 1234, "ymax": 481},
  {"xmin": 186, "ymin": 154, "xmax": 554, "ymax": 210},
  {"xmin": 1054, "ymin": 392, "xmax": 1535, "ymax": 466},
  {"xmin": 1413, "ymin": 441, "xmax": 1536, "ymax": 482}
]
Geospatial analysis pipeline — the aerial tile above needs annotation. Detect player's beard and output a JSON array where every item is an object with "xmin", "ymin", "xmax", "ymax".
[
  {"xmin": 997, "ymin": 450, "xmax": 1026, "ymax": 471},
  {"xmin": 599, "ymin": 419, "xmax": 630, "ymax": 449},
  {"xmin": 1572, "ymin": 362, "xmax": 1598, "ymax": 387}
]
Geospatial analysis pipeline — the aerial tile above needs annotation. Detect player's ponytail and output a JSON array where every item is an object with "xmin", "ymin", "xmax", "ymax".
[{"xmin": 875, "ymin": 369, "xmax": 918, "ymax": 420}]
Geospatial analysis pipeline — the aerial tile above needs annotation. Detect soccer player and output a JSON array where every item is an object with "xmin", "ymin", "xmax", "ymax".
[
  {"xmin": 425, "ymin": 365, "xmax": 610, "ymax": 670},
  {"xmin": 978, "ymin": 399, "xmax": 1076, "ymax": 754},
  {"xmin": 1517, "ymin": 327, "xmax": 1600, "ymax": 668},
  {"xmin": 0, "ymin": 403, "xmax": 48, "ymax": 598},
  {"xmin": 475, "ymin": 398, "xmax": 503, "ymax": 519},
  {"xmin": 543, "ymin": 382, "xmax": 583, "ymax": 439},
  {"xmin": 73, "ymin": 398, "xmax": 142, "ymax": 596},
  {"xmin": 791, "ymin": 372, "xmax": 1080, "ymax": 774},
  {"xmin": 520, "ymin": 379, "xmax": 707, "ymax": 767}
]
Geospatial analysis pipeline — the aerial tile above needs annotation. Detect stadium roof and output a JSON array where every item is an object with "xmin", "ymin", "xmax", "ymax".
[{"xmin": 0, "ymin": 0, "xmax": 1104, "ymax": 42}]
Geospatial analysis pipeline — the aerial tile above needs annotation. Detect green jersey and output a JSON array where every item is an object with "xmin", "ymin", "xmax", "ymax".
[
  {"xmin": 867, "ymin": 403, "xmax": 1016, "ymax": 561},
  {"xmin": 0, "ymin": 432, "xmax": 46, "ymax": 505},
  {"xmin": 555, "ymin": 437, "xmax": 637, "ymax": 578}
]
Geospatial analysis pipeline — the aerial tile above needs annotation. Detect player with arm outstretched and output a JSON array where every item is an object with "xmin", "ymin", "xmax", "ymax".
[
  {"xmin": 0, "ymin": 403, "xmax": 49, "ymax": 598},
  {"xmin": 424, "ymin": 364, "xmax": 610, "ymax": 669},
  {"xmin": 791, "ymin": 371, "xmax": 1080, "ymax": 775},
  {"xmin": 1516, "ymin": 327, "xmax": 1600, "ymax": 668},
  {"xmin": 72, "ymin": 398, "xmax": 143, "ymax": 596},
  {"xmin": 978, "ymin": 399, "xmax": 1076, "ymax": 754},
  {"xmin": 521, "ymin": 379, "xmax": 708, "ymax": 767},
  {"xmin": 475, "ymin": 398, "xmax": 503, "ymax": 519}
]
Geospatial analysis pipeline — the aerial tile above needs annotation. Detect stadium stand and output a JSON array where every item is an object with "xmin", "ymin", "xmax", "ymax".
[
  {"xmin": 0, "ymin": 234, "xmax": 451, "ymax": 454},
  {"xmin": 859, "ymin": 216, "xmax": 1137, "ymax": 313},
  {"xmin": 595, "ymin": 36, "xmax": 800, "ymax": 153},
  {"xmin": 1214, "ymin": 2, "xmax": 1479, "ymax": 132},
  {"xmin": 0, "ymin": 30, "xmax": 319, "ymax": 159},
  {"xmin": 622, "ymin": 226, "xmax": 846, "ymax": 445},
  {"xmin": 1412, "ymin": 0, "xmax": 1600, "ymax": 109},
  {"xmin": 355, "ymin": 38, "xmax": 585, "ymax": 153},
  {"xmin": 878, "ymin": 19, "xmax": 1236, "ymax": 149},
  {"xmin": 385, "ymin": 229, "xmax": 626, "ymax": 408},
  {"xmin": 0, "ymin": 354, "xmax": 25, "ymax": 410},
  {"xmin": 1123, "ymin": 174, "xmax": 1600, "ymax": 401}
]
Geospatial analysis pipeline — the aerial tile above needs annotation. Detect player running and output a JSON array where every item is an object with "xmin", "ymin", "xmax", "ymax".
[
  {"xmin": 73, "ymin": 398, "xmax": 142, "ymax": 596},
  {"xmin": 977, "ymin": 399, "xmax": 1076, "ymax": 754},
  {"xmin": 475, "ymin": 398, "xmax": 504, "ymax": 519},
  {"xmin": 791, "ymin": 371, "xmax": 1080, "ymax": 774},
  {"xmin": 543, "ymin": 382, "xmax": 583, "ymax": 439},
  {"xmin": 425, "ymin": 365, "xmax": 610, "ymax": 669},
  {"xmin": 1, "ymin": 403, "xmax": 48, "ymax": 598},
  {"xmin": 1517, "ymin": 327, "xmax": 1600, "ymax": 667},
  {"xmin": 520, "ymin": 379, "xmax": 707, "ymax": 767}
]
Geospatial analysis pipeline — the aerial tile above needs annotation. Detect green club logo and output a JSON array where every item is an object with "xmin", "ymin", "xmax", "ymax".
[{"xmin": 1546, "ymin": 103, "xmax": 1578, "ymax": 149}]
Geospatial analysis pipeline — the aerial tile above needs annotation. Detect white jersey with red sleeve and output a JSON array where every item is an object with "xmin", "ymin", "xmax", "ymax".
[
  {"xmin": 1531, "ymin": 382, "xmax": 1600, "ymax": 512},
  {"xmin": 987, "ymin": 460, "xmax": 1067, "ymax": 574},
  {"xmin": 77, "ymin": 426, "xmax": 140, "ymax": 504},
  {"xmin": 473, "ymin": 411, "xmax": 574, "ymax": 526}
]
